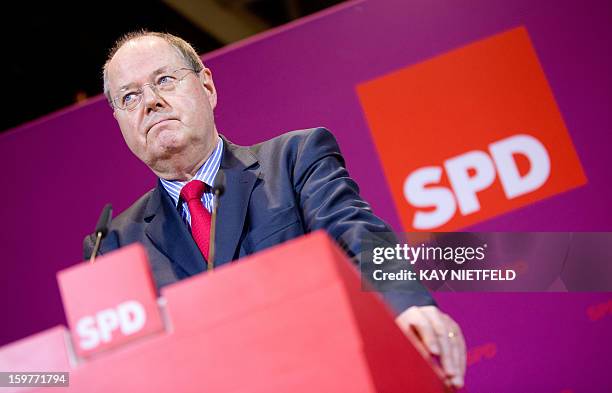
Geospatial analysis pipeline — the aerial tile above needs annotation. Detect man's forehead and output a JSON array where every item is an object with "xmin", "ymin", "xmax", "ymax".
[
  {"xmin": 108, "ymin": 37, "xmax": 183, "ymax": 85},
  {"xmin": 115, "ymin": 36, "xmax": 178, "ymax": 60}
]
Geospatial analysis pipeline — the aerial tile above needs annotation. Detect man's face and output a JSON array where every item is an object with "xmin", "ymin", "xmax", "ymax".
[{"xmin": 106, "ymin": 36, "xmax": 218, "ymax": 178}]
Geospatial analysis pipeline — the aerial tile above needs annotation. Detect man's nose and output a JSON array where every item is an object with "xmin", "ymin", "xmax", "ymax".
[{"xmin": 142, "ymin": 84, "xmax": 168, "ymax": 113}]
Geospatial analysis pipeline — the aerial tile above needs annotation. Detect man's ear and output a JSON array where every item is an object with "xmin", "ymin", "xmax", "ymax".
[{"xmin": 199, "ymin": 68, "xmax": 217, "ymax": 109}]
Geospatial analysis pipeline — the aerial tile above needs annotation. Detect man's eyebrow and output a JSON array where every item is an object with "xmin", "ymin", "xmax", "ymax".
[{"xmin": 117, "ymin": 66, "xmax": 173, "ymax": 92}]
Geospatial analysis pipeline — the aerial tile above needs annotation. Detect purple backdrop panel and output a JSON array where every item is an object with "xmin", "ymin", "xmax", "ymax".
[
  {"xmin": 436, "ymin": 293, "xmax": 612, "ymax": 392},
  {"xmin": 1, "ymin": 0, "xmax": 611, "ymax": 391}
]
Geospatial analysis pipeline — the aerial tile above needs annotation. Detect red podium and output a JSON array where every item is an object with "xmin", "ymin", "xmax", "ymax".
[{"xmin": 0, "ymin": 231, "xmax": 448, "ymax": 392}]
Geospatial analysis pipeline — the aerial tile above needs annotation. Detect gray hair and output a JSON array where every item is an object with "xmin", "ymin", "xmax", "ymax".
[{"xmin": 102, "ymin": 30, "xmax": 205, "ymax": 106}]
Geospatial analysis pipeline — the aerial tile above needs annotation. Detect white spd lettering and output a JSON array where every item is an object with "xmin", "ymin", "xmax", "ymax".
[
  {"xmin": 404, "ymin": 134, "xmax": 551, "ymax": 230},
  {"xmin": 76, "ymin": 300, "xmax": 146, "ymax": 350}
]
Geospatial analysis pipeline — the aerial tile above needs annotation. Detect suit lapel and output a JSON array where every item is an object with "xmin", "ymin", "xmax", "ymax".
[
  {"xmin": 144, "ymin": 182, "xmax": 206, "ymax": 277},
  {"xmin": 142, "ymin": 137, "xmax": 259, "ymax": 275},
  {"xmin": 214, "ymin": 136, "xmax": 260, "ymax": 266}
]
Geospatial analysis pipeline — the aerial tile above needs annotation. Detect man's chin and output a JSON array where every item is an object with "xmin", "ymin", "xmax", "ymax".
[
  {"xmin": 155, "ymin": 143, "xmax": 187, "ymax": 158},
  {"xmin": 152, "ymin": 131, "xmax": 187, "ymax": 153}
]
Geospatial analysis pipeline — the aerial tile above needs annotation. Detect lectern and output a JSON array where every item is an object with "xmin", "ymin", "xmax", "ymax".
[{"xmin": 0, "ymin": 231, "xmax": 448, "ymax": 392}]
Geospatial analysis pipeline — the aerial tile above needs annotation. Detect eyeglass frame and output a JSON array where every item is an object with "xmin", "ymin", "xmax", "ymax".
[{"xmin": 110, "ymin": 67, "xmax": 200, "ymax": 111}]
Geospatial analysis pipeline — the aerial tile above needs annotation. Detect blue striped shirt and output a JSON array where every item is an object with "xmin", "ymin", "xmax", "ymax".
[{"xmin": 159, "ymin": 137, "xmax": 223, "ymax": 228}]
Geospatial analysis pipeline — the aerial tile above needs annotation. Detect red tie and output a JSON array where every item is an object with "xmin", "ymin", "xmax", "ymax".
[{"xmin": 180, "ymin": 180, "xmax": 211, "ymax": 262}]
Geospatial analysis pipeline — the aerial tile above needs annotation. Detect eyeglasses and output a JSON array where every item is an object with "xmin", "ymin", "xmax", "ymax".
[{"xmin": 112, "ymin": 68, "xmax": 198, "ymax": 111}]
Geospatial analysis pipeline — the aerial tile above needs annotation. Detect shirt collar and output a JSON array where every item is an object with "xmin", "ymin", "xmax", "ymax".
[{"xmin": 159, "ymin": 136, "xmax": 223, "ymax": 207}]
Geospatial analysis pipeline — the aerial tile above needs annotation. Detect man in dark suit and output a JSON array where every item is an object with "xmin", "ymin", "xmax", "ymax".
[{"xmin": 86, "ymin": 31, "xmax": 466, "ymax": 387}]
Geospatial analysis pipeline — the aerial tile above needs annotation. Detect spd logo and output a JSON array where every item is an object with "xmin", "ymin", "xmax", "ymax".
[
  {"xmin": 357, "ymin": 26, "xmax": 586, "ymax": 231},
  {"xmin": 76, "ymin": 300, "xmax": 147, "ymax": 350}
]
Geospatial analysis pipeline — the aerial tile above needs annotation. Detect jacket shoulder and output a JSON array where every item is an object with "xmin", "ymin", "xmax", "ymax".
[
  {"xmin": 111, "ymin": 188, "xmax": 157, "ymax": 228},
  {"xmin": 251, "ymin": 127, "xmax": 336, "ymax": 150},
  {"xmin": 248, "ymin": 127, "xmax": 341, "ymax": 161},
  {"xmin": 82, "ymin": 187, "xmax": 157, "ymax": 259}
]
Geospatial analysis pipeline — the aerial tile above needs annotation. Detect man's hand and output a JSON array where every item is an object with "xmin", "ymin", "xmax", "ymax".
[{"xmin": 395, "ymin": 305, "xmax": 466, "ymax": 389}]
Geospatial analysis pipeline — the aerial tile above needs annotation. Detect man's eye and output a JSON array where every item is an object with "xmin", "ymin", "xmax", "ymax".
[
  {"xmin": 158, "ymin": 75, "xmax": 176, "ymax": 85},
  {"xmin": 122, "ymin": 93, "xmax": 137, "ymax": 104}
]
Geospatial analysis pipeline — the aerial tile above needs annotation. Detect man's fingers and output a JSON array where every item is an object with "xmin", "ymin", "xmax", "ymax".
[
  {"xmin": 395, "ymin": 306, "xmax": 467, "ymax": 389},
  {"xmin": 444, "ymin": 314, "xmax": 465, "ymax": 388},
  {"xmin": 443, "ymin": 314, "xmax": 461, "ymax": 377},
  {"xmin": 454, "ymin": 319, "xmax": 467, "ymax": 387},
  {"xmin": 421, "ymin": 307, "xmax": 456, "ymax": 378},
  {"xmin": 396, "ymin": 307, "xmax": 441, "ymax": 355}
]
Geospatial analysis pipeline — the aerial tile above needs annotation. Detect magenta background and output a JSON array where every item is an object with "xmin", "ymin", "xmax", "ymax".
[{"xmin": 1, "ymin": 0, "xmax": 611, "ymax": 391}]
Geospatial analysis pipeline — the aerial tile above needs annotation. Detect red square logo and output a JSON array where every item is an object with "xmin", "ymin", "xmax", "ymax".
[
  {"xmin": 57, "ymin": 244, "xmax": 163, "ymax": 358},
  {"xmin": 357, "ymin": 27, "xmax": 587, "ymax": 231}
]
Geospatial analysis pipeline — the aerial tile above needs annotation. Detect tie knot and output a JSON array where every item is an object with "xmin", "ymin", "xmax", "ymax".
[{"xmin": 180, "ymin": 180, "xmax": 207, "ymax": 202}]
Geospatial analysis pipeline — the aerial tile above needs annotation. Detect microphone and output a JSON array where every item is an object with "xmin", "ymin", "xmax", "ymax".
[
  {"xmin": 212, "ymin": 170, "xmax": 225, "ymax": 196},
  {"xmin": 89, "ymin": 203, "xmax": 113, "ymax": 263},
  {"xmin": 208, "ymin": 171, "xmax": 225, "ymax": 271}
]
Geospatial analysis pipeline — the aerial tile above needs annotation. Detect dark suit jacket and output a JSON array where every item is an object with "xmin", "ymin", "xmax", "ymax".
[{"xmin": 84, "ymin": 127, "xmax": 434, "ymax": 314}]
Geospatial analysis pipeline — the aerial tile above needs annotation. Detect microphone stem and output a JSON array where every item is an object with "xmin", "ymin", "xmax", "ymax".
[
  {"xmin": 89, "ymin": 232, "xmax": 103, "ymax": 264},
  {"xmin": 208, "ymin": 190, "xmax": 220, "ymax": 271}
]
